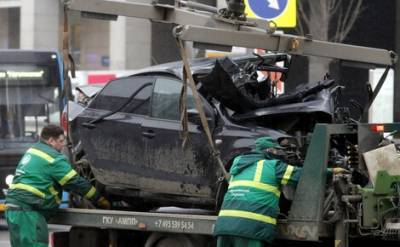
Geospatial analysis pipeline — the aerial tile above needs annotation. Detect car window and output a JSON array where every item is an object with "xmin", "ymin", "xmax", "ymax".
[
  {"xmin": 89, "ymin": 76, "xmax": 153, "ymax": 115},
  {"xmin": 151, "ymin": 77, "xmax": 195, "ymax": 120},
  {"xmin": 120, "ymin": 85, "xmax": 152, "ymax": 115}
]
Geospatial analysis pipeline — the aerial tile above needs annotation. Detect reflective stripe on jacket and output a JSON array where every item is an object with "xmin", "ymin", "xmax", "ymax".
[
  {"xmin": 6, "ymin": 141, "xmax": 99, "ymax": 210},
  {"xmin": 213, "ymin": 152, "xmax": 302, "ymax": 243}
]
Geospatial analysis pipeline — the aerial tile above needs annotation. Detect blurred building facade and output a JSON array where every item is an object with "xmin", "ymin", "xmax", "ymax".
[
  {"xmin": 0, "ymin": 0, "xmax": 214, "ymax": 71},
  {"xmin": 0, "ymin": 0, "xmax": 153, "ymax": 70}
]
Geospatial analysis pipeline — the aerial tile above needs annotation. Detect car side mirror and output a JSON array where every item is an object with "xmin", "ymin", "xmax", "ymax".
[
  {"xmin": 187, "ymin": 108, "xmax": 213, "ymax": 126},
  {"xmin": 187, "ymin": 109, "xmax": 201, "ymax": 125}
]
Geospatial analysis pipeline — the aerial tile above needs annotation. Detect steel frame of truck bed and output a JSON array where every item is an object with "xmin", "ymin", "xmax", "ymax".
[{"xmin": 49, "ymin": 208, "xmax": 332, "ymax": 240}]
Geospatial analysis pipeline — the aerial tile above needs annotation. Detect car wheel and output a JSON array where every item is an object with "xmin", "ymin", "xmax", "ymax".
[{"xmin": 69, "ymin": 158, "xmax": 104, "ymax": 209}]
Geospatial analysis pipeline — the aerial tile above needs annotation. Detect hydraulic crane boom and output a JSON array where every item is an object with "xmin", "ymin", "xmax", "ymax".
[
  {"xmin": 176, "ymin": 25, "xmax": 397, "ymax": 66},
  {"xmin": 65, "ymin": 0, "xmax": 396, "ymax": 66}
]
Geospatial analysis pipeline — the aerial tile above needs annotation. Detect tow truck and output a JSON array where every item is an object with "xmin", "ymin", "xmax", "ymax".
[{"xmin": 48, "ymin": 0, "xmax": 400, "ymax": 246}]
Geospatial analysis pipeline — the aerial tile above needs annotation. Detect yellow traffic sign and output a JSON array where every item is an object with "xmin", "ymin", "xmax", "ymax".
[{"xmin": 245, "ymin": 0, "xmax": 296, "ymax": 28}]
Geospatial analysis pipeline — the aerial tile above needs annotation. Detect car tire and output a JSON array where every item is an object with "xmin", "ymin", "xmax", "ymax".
[{"xmin": 69, "ymin": 157, "xmax": 105, "ymax": 209}]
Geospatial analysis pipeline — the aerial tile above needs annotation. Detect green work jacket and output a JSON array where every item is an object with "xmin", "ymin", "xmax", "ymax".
[
  {"xmin": 6, "ymin": 141, "xmax": 99, "ymax": 212},
  {"xmin": 213, "ymin": 152, "xmax": 302, "ymax": 243}
]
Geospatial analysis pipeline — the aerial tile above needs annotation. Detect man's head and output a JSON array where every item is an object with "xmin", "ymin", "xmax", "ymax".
[
  {"xmin": 254, "ymin": 137, "xmax": 281, "ymax": 152},
  {"xmin": 40, "ymin": 124, "xmax": 65, "ymax": 152}
]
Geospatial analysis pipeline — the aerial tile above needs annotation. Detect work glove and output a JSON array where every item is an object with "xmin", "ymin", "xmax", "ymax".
[
  {"xmin": 96, "ymin": 196, "xmax": 111, "ymax": 209},
  {"xmin": 332, "ymin": 167, "xmax": 351, "ymax": 174}
]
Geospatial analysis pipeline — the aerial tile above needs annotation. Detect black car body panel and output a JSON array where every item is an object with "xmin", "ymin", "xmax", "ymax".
[{"xmin": 68, "ymin": 54, "xmax": 337, "ymax": 209}]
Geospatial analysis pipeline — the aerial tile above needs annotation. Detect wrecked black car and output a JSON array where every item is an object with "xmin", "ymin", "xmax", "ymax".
[{"xmin": 66, "ymin": 53, "xmax": 338, "ymax": 210}]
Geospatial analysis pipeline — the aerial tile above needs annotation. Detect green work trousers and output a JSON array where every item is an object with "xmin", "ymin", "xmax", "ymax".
[
  {"xmin": 217, "ymin": 235, "xmax": 267, "ymax": 247},
  {"xmin": 5, "ymin": 208, "xmax": 48, "ymax": 247}
]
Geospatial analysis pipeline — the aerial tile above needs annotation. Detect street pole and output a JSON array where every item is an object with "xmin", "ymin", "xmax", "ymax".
[{"xmin": 394, "ymin": 1, "xmax": 400, "ymax": 122}]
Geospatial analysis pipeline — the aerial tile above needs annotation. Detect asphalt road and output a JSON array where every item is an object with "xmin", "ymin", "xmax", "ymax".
[{"xmin": 0, "ymin": 230, "xmax": 10, "ymax": 247}]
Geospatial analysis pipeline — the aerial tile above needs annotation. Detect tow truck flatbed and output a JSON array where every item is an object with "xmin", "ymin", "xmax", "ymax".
[
  {"xmin": 49, "ymin": 208, "xmax": 216, "ymax": 235},
  {"xmin": 49, "ymin": 208, "xmax": 331, "ymax": 241}
]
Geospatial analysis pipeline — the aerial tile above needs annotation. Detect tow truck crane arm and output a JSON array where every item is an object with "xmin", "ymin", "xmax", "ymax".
[
  {"xmin": 65, "ymin": 0, "xmax": 396, "ymax": 66},
  {"xmin": 176, "ymin": 25, "xmax": 397, "ymax": 66}
]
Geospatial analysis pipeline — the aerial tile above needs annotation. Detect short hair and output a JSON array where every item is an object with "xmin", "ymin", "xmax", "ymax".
[{"xmin": 40, "ymin": 124, "xmax": 64, "ymax": 140}]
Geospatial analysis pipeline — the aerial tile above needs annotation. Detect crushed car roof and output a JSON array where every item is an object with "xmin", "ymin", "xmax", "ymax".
[
  {"xmin": 131, "ymin": 53, "xmax": 288, "ymax": 79},
  {"xmin": 129, "ymin": 53, "xmax": 334, "ymax": 119}
]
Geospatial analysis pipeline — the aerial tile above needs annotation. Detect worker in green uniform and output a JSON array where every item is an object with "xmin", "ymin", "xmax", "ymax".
[
  {"xmin": 5, "ymin": 124, "xmax": 110, "ymax": 247},
  {"xmin": 213, "ymin": 136, "xmax": 347, "ymax": 247}
]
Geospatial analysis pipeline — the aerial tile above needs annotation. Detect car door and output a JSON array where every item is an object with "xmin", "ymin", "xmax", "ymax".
[
  {"xmin": 76, "ymin": 76, "xmax": 154, "ymax": 188},
  {"xmin": 141, "ymin": 75, "xmax": 217, "ymax": 202}
]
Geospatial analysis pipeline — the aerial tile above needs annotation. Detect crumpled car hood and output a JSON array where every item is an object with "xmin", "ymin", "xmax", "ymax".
[
  {"xmin": 200, "ymin": 57, "xmax": 335, "ymax": 121},
  {"xmin": 232, "ymin": 89, "xmax": 334, "ymax": 121}
]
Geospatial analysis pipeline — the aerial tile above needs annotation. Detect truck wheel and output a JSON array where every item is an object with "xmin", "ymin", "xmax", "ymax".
[
  {"xmin": 69, "ymin": 227, "xmax": 108, "ymax": 247},
  {"xmin": 144, "ymin": 233, "xmax": 197, "ymax": 247}
]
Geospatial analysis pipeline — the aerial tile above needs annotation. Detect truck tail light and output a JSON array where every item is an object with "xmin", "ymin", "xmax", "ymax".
[
  {"xmin": 61, "ymin": 109, "xmax": 68, "ymax": 134},
  {"xmin": 371, "ymin": 124, "xmax": 385, "ymax": 132}
]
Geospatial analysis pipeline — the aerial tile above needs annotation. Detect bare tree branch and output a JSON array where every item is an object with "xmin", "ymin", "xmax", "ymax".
[
  {"xmin": 296, "ymin": 0, "xmax": 311, "ymax": 36},
  {"xmin": 329, "ymin": 0, "xmax": 342, "ymax": 20},
  {"xmin": 327, "ymin": 0, "xmax": 334, "ymax": 11},
  {"xmin": 296, "ymin": 16, "xmax": 305, "ymax": 36},
  {"xmin": 296, "ymin": 0, "xmax": 366, "ymax": 80},
  {"xmin": 297, "ymin": 0, "xmax": 364, "ymax": 42},
  {"xmin": 339, "ymin": 0, "xmax": 364, "ymax": 41},
  {"xmin": 340, "ymin": 0, "xmax": 356, "ymax": 38},
  {"xmin": 333, "ymin": 5, "xmax": 344, "ymax": 42},
  {"xmin": 308, "ymin": 0, "xmax": 321, "ymax": 22},
  {"xmin": 297, "ymin": 0, "xmax": 310, "ymax": 25}
]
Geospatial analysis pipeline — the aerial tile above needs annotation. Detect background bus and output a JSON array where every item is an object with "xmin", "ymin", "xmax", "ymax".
[{"xmin": 0, "ymin": 50, "xmax": 63, "ymax": 198}]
